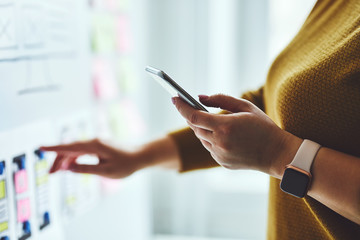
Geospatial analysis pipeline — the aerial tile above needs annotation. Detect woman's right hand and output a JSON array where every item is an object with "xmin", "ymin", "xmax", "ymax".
[{"xmin": 41, "ymin": 139, "xmax": 147, "ymax": 179}]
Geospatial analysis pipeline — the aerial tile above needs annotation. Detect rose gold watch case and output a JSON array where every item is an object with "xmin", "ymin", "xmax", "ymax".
[{"xmin": 280, "ymin": 165, "xmax": 312, "ymax": 198}]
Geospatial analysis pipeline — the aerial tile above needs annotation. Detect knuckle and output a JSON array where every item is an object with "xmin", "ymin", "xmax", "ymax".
[
  {"xmin": 243, "ymin": 112, "xmax": 256, "ymax": 121},
  {"xmin": 92, "ymin": 138, "xmax": 101, "ymax": 145},
  {"xmin": 176, "ymin": 103, "xmax": 182, "ymax": 112},
  {"xmin": 240, "ymin": 99, "xmax": 253, "ymax": 111},
  {"xmin": 215, "ymin": 93, "xmax": 227, "ymax": 99},
  {"xmin": 214, "ymin": 123, "xmax": 234, "ymax": 151},
  {"xmin": 242, "ymin": 99, "xmax": 251, "ymax": 106},
  {"xmin": 219, "ymin": 122, "xmax": 232, "ymax": 135},
  {"xmin": 189, "ymin": 113, "xmax": 198, "ymax": 124},
  {"xmin": 193, "ymin": 127, "xmax": 199, "ymax": 135},
  {"xmin": 213, "ymin": 93, "xmax": 228, "ymax": 102},
  {"xmin": 215, "ymin": 131, "xmax": 232, "ymax": 151},
  {"xmin": 219, "ymin": 139, "xmax": 231, "ymax": 151},
  {"xmin": 103, "ymin": 166, "xmax": 114, "ymax": 175},
  {"xmin": 92, "ymin": 138, "xmax": 106, "ymax": 151}
]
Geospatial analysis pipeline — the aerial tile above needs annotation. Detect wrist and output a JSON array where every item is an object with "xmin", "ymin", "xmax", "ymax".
[
  {"xmin": 135, "ymin": 135, "xmax": 181, "ymax": 171},
  {"xmin": 134, "ymin": 145, "xmax": 157, "ymax": 170},
  {"xmin": 268, "ymin": 132, "xmax": 303, "ymax": 179}
]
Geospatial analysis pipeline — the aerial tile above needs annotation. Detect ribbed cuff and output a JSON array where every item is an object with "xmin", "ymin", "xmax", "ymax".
[{"xmin": 168, "ymin": 127, "xmax": 219, "ymax": 172}]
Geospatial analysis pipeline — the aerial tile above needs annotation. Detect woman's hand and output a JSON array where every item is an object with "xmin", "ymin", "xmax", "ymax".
[
  {"xmin": 41, "ymin": 139, "xmax": 147, "ymax": 179},
  {"xmin": 172, "ymin": 94, "xmax": 300, "ymax": 176},
  {"xmin": 41, "ymin": 135, "xmax": 181, "ymax": 178}
]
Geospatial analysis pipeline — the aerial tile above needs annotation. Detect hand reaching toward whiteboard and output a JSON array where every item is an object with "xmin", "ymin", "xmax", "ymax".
[{"xmin": 41, "ymin": 136, "xmax": 181, "ymax": 179}]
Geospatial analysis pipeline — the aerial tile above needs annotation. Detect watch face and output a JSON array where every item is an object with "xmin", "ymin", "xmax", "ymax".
[{"xmin": 280, "ymin": 168, "xmax": 311, "ymax": 198}]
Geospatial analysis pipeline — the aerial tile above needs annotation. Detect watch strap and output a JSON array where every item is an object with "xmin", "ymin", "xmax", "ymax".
[{"xmin": 289, "ymin": 139, "xmax": 321, "ymax": 173}]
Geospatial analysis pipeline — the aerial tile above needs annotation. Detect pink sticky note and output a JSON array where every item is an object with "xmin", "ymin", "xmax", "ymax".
[
  {"xmin": 116, "ymin": 15, "xmax": 132, "ymax": 53},
  {"xmin": 15, "ymin": 170, "xmax": 28, "ymax": 194},
  {"xmin": 17, "ymin": 198, "xmax": 31, "ymax": 223},
  {"xmin": 92, "ymin": 58, "xmax": 118, "ymax": 100}
]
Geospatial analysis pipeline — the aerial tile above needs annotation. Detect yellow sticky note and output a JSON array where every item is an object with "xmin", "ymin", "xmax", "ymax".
[
  {"xmin": 0, "ymin": 180, "xmax": 6, "ymax": 199},
  {"xmin": 35, "ymin": 161, "xmax": 48, "ymax": 171},
  {"xmin": 0, "ymin": 221, "xmax": 8, "ymax": 232},
  {"xmin": 116, "ymin": 58, "xmax": 138, "ymax": 94},
  {"xmin": 66, "ymin": 196, "xmax": 76, "ymax": 206},
  {"xmin": 92, "ymin": 14, "xmax": 116, "ymax": 53},
  {"xmin": 36, "ymin": 175, "xmax": 49, "ymax": 186}
]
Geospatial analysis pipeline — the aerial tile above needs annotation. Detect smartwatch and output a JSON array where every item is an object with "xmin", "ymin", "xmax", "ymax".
[{"xmin": 280, "ymin": 139, "xmax": 321, "ymax": 198}]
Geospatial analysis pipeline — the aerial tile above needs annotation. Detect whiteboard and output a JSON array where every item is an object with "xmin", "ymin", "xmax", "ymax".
[{"xmin": 0, "ymin": 0, "xmax": 93, "ymax": 131}]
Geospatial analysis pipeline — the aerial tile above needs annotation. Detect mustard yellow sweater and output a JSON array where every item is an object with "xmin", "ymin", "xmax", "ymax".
[{"xmin": 169, "ymin": 0, "xmax": 360, "ymax": 239}]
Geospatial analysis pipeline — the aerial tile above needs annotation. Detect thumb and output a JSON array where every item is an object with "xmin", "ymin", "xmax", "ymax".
[{"xmin": 199, "ymin": 94, "xmax": 250, "ymax": 113}]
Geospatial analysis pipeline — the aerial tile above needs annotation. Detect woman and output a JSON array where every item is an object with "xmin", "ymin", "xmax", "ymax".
[{"xmin": 42, "ymin": 0, "xmax": 360, "ymax": 239}]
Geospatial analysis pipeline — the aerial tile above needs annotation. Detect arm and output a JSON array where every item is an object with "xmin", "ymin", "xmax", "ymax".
[
  {"xmin": 43, "ymin": 87, "xmax": 265, "ymax": 176},
  {"xmin": 172, "ymin": 94, "xmax": 360, "ymax": 225},
  {"xmin": 41, "ymin": 135, "xmax": 181, "ymax": 178},
  {"xmin": 241, "ymin": 86, "xmax": 264, "ymax": 111},
  {"xmin": 138, "ymin": 135, "xmax": 181, "ymax": 170},
  {"xmin": 273, "ymin": 135, "xmax": 360, "ymax": 224}
]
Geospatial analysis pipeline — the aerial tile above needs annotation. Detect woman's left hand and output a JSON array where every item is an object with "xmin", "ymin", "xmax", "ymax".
[{"xmin": 172, "ymin": 94, "xmax": 299, "ymax": 176}]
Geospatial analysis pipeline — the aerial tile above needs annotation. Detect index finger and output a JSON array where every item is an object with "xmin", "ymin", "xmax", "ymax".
[
  {"xmin": 172, "ymin": 97, "xmax": 216, "ymax": 130},
  {"xmin": 41, "ymin": 139, "xmax": 102, "ymax": 154},
  {"xmin": 68, "ymin": 162, "xmax": 106, "ymax": 176}
]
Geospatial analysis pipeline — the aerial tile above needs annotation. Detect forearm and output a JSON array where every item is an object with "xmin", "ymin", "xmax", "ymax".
[
  {"xmin": 308, "ymin": 147, "xmax": 360, "ymax": 224},
  {"xmin": 271, "ymin": 133, "xmax": 360, "ymax": 225},
  {"xmin": 137, "ymin": 135, "xmax": 181, "ymax": 171}
]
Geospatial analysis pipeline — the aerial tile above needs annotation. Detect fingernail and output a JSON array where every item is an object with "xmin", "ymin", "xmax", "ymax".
[
  {"xmin": 171, "ymin": 97, "xmax": 176, "ymax": 105},
  {"xmin": 198, "ymin": 95, "xmax": 209, "ymax": 100},
  {"xmin": 61, "ymin": 162, "xmax": 69, "ymax": 170}
]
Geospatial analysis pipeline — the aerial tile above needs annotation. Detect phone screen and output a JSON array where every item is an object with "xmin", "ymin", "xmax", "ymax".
[{"xmin": 146, "ymin": 66, "xmax": 208, "ymax": 112}]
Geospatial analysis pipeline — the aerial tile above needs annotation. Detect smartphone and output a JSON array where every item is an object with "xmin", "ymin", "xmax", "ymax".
[{"xmin": 145, "ymin": 66, "xmax": 208, "ymax": 112}]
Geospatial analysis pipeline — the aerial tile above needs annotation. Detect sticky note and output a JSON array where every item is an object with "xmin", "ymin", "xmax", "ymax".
[
  {"xmin": 92, "ymin": 58, "xmax": 118, "ymax": 100},
  {"xmin": 116, "ymin": 58, "xmax": 138, "ymax": 94},
  {"xmin": 0, "ymin": 201, "xmax": 8, "ymax": 219},
  {"xmin": 15, "ymin": 170, "xmax": 28, "ymax": 194},
  {"xmin": 17, "ymin": 198, "xmax": 31, "ymax": 223},
  {"xmin": 35, "ymin": 161, "xmax": 48, "ymax": 172},
  {"xmin": 66, "ymin": 196, "xmax": 76, "ymax": 206},
  {"xmin": 0, "ymin": 180, "xmax": 5, "ymax": 199},
  {"xmin": 36, "ymin": 175, "xmax": 48, "ymax": 186},
  {"xmin": 0, "ymin": 221, "xmax": 8, "ymax": 232},
  {"xmin": 116, "ymin": 15, "xmax": 132, "ymax": 53},
  {"xmin": 92, "ymin": 14, "xmax": 116, "ymax": 53}
]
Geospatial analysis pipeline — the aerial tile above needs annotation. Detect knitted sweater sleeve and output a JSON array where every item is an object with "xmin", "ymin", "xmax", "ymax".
[{"xmin": 168, "ymin": 86, "xmax": 264, "ymax": 172}]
